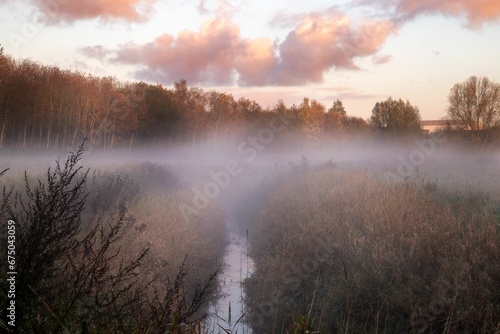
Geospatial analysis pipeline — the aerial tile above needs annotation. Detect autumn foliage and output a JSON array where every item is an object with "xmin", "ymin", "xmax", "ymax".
[{"xmin": 0, "ymin": 50, "xmax": 370, "ymax": 150}]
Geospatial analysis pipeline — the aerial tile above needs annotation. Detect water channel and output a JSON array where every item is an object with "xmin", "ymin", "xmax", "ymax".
[{"xmin": 206, "ymin": 231, "xmax": 254, "ymax": 333}]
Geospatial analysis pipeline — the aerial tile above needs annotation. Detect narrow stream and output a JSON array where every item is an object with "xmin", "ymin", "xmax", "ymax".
[{"xmin": 207, "ymin": 232, "xmax": 254, "ymax": 333}]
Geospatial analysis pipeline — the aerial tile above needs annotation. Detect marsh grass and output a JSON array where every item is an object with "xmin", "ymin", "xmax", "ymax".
[{"xmin": 245, "ymin": 164, "xmax": 500, "ymax": 333}]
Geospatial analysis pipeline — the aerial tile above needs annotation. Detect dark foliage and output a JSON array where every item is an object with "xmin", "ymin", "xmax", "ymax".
[{"xmin": 0, "ymin": 144, "xmax": 220, "ymax": 333}]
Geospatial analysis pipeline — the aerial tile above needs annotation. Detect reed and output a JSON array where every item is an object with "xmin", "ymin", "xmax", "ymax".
[{"xmin": 245, "ymin": 163, "xmax": 500, "ymax": 333}]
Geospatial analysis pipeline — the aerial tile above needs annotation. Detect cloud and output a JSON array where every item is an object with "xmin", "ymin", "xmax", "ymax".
[
  {"xmin": 357, "ymin": 0, "xmax": 500, "ymax": 28},
  {"xmin": 273, "ymin": 10, "xmax": 396, "ymax": 85},
  {"xmin": 314, "ymin": 85, "xmax": 385, "ymax": 100},
  {"xmin": 234, "ymin": 37, "xmax": 279, "ymax": 86},
  {"xmin": 197, "ymin": 0, "xmax": 209, "ymax": 15},
  {"xmin": 372, "ymin": 54, "xmax": 392, "ymax": 64},
  {"xmin": 327, "ymin": 90, "xmax": 384, "ymax": 100},
  {"xmin": 86, "ymin": 10, "xmax": 396, "ymax": 86},
  {"xmin": 195, "ymin": 0, "xmax": 240, "ymax": 17},
  {"xmin": 80, "ymin": 45, "xmax": 109, "ymax": 60},
  {"xmin": 397, "ymin": 0, "xmax": 500, "ymax": 27},
  {"xmin": 112, "ymin": 18, "xmax": 272, "ymax": 85},
  {"xmin": 29, "ymin": 0, "xmax": 157, "ymax": 23}
]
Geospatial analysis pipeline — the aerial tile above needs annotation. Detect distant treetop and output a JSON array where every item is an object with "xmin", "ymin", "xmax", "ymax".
[{"xmin": 370, "ymin": 97, "xmax": 422, "ymax": 135}]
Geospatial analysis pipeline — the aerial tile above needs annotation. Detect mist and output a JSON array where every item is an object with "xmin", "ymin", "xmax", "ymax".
[
  {"xmin": 4, "ymin": 135, "xmax": 499, "ymax": 205},
  {"xmin": 1, "ymin": 129, "xmax": 500, "ymax": 333},
  {"xmin": 3, "ymin": 136, "xmax": 500, "ymax": 238}
]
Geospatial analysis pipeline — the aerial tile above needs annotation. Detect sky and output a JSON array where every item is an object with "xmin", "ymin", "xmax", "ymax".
[{"xmin": 0, "ymin": 0, "xmax": 499, "ymax": 120}]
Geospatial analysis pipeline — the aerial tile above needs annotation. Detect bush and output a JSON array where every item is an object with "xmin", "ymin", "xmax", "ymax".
[{"xmin": 0, "ymin": 145, "xmax": 226, "ymax": 333}]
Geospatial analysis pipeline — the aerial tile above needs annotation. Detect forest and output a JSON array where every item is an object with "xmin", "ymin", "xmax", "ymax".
[
  {"xmin": 0, "ymin": 47, "xmax": 373, "ymax": 151},
  {"xmin": 2, "ymin": 47, "xmax": 500, "ymax": 151}
]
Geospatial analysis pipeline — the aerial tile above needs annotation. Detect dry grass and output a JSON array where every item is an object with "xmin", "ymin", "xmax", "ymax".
[
  {"xmin": 245, "ymin": 165, "xmax": 500, "ymax": 333},
  {"xmin": 89, "ymin": 162, "xmax": 230, "ymax": 329}
]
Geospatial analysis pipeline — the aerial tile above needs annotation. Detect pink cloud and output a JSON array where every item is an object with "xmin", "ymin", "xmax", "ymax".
[
  {"xmin": 31, "ymin": 0, "xmax": 157, "ymax": 23},
  {"xmin": 360, "ymin": 0, "xmax": 500, "ymax": 28},
  {"xmin": 234, "ymin": 38, "xmax": 279, "ymax": 86},
  {"xmin": 87, "ymin": 11, "xmax": 396, "ymax": 86},
  {"xmin": 325, "ymin": 90, "xmax": 385, "ymax": 100},
  {"xmin": 113, "ymin": 18, "xmax": 266, "ymax": 85},
  {"xmin": 315, "ymin": 85, "xmax": 385, "ymax": 100},
  {"xmin": 274, "ymin": 10, "xmax": 396, "ymax": 85},
  {"xmin": 372, "ymin": 54, "xmax": 392, "ymax": 64},
  {"xmin": 80, "ymin": 45, "xmax": 109, "ymax": 60}
]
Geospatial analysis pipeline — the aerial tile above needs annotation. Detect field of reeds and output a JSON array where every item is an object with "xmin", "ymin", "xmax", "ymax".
[
  {"xmin": 1, "ymin": 143, "xmax": 500, "ymax": 334},
  {"xmin": 243, "ymin": 160, "xmax": 500, "ymax": 333}
]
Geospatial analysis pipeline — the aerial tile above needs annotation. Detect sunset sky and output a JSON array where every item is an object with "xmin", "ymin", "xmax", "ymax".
[{"xmin": 1, "ymin": 0, "xmax": 499, "ymax": 119}]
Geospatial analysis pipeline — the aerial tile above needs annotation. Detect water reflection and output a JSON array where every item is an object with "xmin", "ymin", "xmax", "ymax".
[{"xmin": 207, "ymin": 232, "xmax": 254, "ymax": 333}]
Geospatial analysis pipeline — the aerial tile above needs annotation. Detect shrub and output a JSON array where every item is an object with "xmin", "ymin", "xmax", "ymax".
[{"xmin": 0, "ymin": 145, "xmax": 226, "ymax": 333}]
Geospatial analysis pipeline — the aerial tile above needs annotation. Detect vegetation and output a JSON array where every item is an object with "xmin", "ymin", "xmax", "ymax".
[
  {"xmin": 3, "ymin": 49, "xmax": 500, "ymax": 150},
  {"xmin": 444, "ymin": 76, "xmax": 500, "ymax": 144},
  {"xmin": 0, "ymin": 145, "xmax": 228, "ymax": 333},
  {"xmin": 0, "ymin": 50, "xmax": 369, "ymax": 150},
  {"xmin": 370, "ymin": 97, "xmax": 422, "ymax": 136},
  {"xmin": 244, "ymin": 163, "xmax": 500, "ymax": 333},
  {"xmin": 447, "ymin": 76, "xmax": 500, "ymax": 131}
]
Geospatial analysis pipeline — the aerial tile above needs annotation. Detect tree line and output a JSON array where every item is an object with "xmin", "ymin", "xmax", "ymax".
[
  {"xmin": 0, "ymin": 48, "xmax": 367, "ymax": 150},
  {"xmin": 1, "ymin": 46, "xmax": 499, "ymax": 149}
]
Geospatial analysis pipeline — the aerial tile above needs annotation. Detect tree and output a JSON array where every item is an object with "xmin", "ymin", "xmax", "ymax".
[
  {"xmin": 328, "ymin": 99, "xmax": 346, "ymax": 116},
  {"xmin": 0, "ymin": 45, "xmax": 12, "ymax": 146},
  {"xmin": 324, "ymin": 99, "xmax": 347, "ymax": 135},
  {"xmin": 370, "ymin": 97, "xmax": 421, "ymax": 135},
  {"xmin": 207, "ymin": 91, "xmax": 236, "ymax": 148},
  {"xmin": 343, "ymin": 116, "xmax": 370, "ymax": 133},
  {"xmin": 142, "ymin": 84, "xmax": 179, "ymax": 141},
  {"xmin": 447, "ymin": 76, "xmax": 500, "ymax": 131},
  {"xmin": 298, "ymin": 98, "xmax": 325, "ymax": 143}
]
